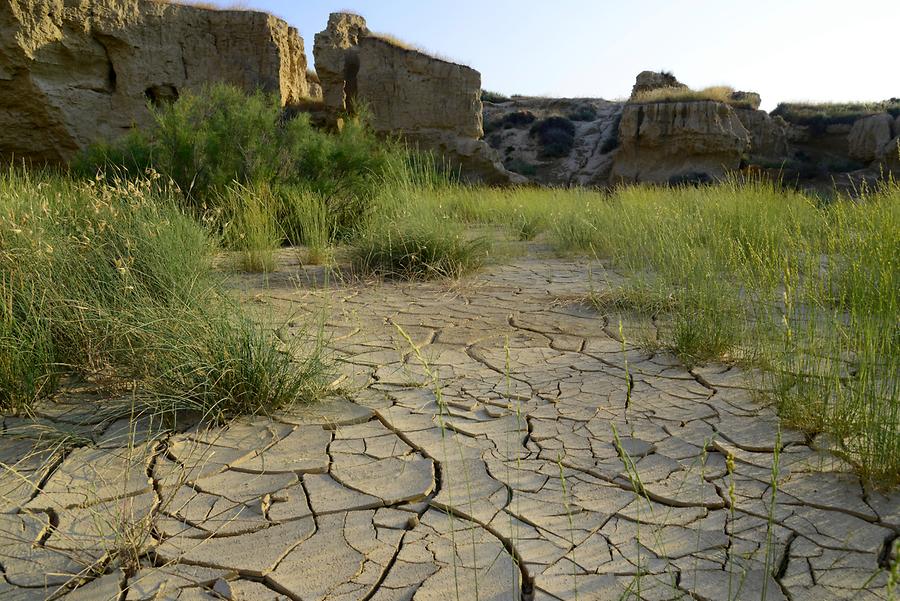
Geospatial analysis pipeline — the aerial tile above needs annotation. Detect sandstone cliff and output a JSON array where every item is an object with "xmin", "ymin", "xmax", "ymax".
[
  {"xmin": 357, "ymin": 36, "xmax": 482, "ymax": 139},
  {"xmin": 848, "ymin": 113, "xmax": 895, "ymax": 162},
  {"xmin": 611, "ymin": 101, "xmax": 751, "ymax": 184},
  {"xmin": 0, "ymin": 0, "xmax": 309, "ymax": 164},
  {"xmin": 313, "ymin": 12, "xmax": 519, "ymax": 185},
  {"xmin": 734, "ymin": 108, "xmax": 791, "ymax": 165}
]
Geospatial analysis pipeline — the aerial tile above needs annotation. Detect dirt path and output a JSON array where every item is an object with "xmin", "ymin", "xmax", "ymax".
[{"xmin": 2, "ymin": 256, "xmax": 896, "ymax": 600}]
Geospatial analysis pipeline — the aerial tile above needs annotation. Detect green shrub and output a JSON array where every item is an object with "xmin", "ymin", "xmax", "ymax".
[
  {"xmin": 530, "ymin": 117, "xmax": 576, "ymax": 158},
  {"xmin": 567, "ymin": 105, "xmax": 598, "ymax": 122},
  {"xmin": 481, "ymin": 90, "xmax": 511, "ymax": 104},
  {"xmin": 507, "ymin": 158, "xmax": 537, "ymax": 177},
  {"xmin": 79, "ymin": 84, "xmax": 417, "ymax": 240}
]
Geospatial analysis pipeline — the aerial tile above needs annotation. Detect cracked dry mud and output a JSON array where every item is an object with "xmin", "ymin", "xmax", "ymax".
[{"xmin": 2, "ymin": 256, "xmax": 897, "ymax": 600}]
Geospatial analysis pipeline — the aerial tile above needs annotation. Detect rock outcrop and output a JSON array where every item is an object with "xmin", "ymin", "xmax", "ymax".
[
  {"xmin": 313, "ymin": 12, "xmax": 520, "ymax": 185},
  {"xmin": 882, "ymin": 137, "xmax": 900, "ymax": 173},
  {"xmin": 0, "ymin": 0, "xmax": 309, "ymax": 164},
  {"xmin": 730, "ymin": 91, "xmax": 762, "ymax": 111},
  {"xmin": 848, "ymin": 113, "xmax": 894, "ymax": 162},
  {"xmin": 312, "ymin": 12, "xmax": 368, "ymax": 114},
  {"xmin": 734, "ymin": 108, "xmax": 791, "ymax": 164},
  {"xmin": 630, "ymin": 70, "xmax": 685, "ymax": 99},
  {"xmin": 356, "ymin": 36, "xmax": 482, "ymax": 139},
  {"xmin": 484, "ymin": 97, "xmax": 622, "ymax": 186},
  {"xmin": 611, "ymin": 101, "xmax": 751, "ymax": 184}
]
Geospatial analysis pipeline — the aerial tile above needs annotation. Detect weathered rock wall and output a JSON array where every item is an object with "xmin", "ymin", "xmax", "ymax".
[
  {"xmin": 611, "ymin": 101, "xmax": 751, "ymax": 184},
  {"xmin": 734, "ymin": 108, "xmax": 791, "ymax": 164},
  {"xmin": 0, "ymin": 0, "xmax": 309, "ymax": 164},
  {"xmin": 483, "ymin": 97, "xmax": 623, "ymax": 186},
  {"xmin": 312, "ymin": 11, "xmax": 368, "ymax": 114},
  {"xmin": 356, "ymin": 36, "xmax": 482, "ymax": 139},
  {"xmin": 313, "ymin": 12, "xmax": 518, "ymax": 185}
]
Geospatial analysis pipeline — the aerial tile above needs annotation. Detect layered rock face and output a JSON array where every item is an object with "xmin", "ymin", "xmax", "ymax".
[
  {"xmin": 356, "ymin": 36, "xmax": 482, "ymax": 139},
  {"xmin": 312, "ymin": 12, "xmax": 368, "ymax": 113},
  {"xmin": 313, "ymin": 12, "xmax": 519, "ymax": 185},
  {"xmin": 611, "ymin": 101, "xmax": 751, "ymax": 184},
  {"xmin": 0, "ymin": 0, "xmax": 309, "ymax": 164},
  {"xmin": 734, "ymin": 108, "xmax": 791, "ymax": 164},
  {"xmin": 848, "ymin": 113, "xmax": 895, "ymax": 162},
  {"xmin": 484, "ymin": 97, "xmax": 623, "ymax": 186}
]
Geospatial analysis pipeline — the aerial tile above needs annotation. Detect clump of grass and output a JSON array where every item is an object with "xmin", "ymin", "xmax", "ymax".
[
  {"xmin": 280, "ymin": 187, "xmax": 335, "ymax": 265},
  {"xmin": 0, "ymin": 170, "xmax": 327, "ymax": 417},
  {"xmin": 353, "ymin": 185, "xmax": 490, "ymax": 280},
  {"xmin": 353, "ymin": 213, "xmax": 489, "ymax": 280},
  {"xmin": 631, "ymin": 85, "xmax": 757, "ymax": 108},
  {"xmin": 551, "ymin": 177, "xmax": 898, "ymax": 484},
  {"xmin": 219, "ymin": 182, "xmax": 281, "ymax": 272},
  {"xmin": 152, "ymin": 309, "xmax": 329, "ymax": 420}
]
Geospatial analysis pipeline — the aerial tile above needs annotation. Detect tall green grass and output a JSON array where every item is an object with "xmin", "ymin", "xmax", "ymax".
[
  {"xmin": 0, "ymin": 170, "xmax": 327, "ymax": 418},
  {"xmin": 379, "ymin": 179, "xmax": 897, "ymax": 482},
  {"xmin": 545, "ymin": 179, "xmax": 898, "ymax": 483},
  {"xmin": 351, "ymin": 174, "xmax": 490, "ymax": 279}
]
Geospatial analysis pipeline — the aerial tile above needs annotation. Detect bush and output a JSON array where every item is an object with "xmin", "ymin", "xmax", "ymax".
[
  {"xmin": 530, "ymin": 117, "xmax": 576, "ymax": 158},
  {"xmin": 507, "ymin": 158, "xmax": 537, "ymax": 177},
  {"xmin": 79, "ymin": 84, "xmax": 412, "ymax": 239},
  {"xmin": 484, "ymin": 110, "xmax": 536, "ymax": 135},
  {"xmin": 502, "ymin": 110, "xmax": 537, "ymax": 128},
  {"xmin": 481, "ymin": 90, "xmax": 510, "ymax": 104},
  {"xmin": 567, "ymin": 105, "xmax": 598, "ymax": 122}
]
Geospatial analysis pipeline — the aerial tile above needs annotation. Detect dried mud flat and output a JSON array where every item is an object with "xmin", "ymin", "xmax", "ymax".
[{"xmin": 2, "ymin": 254, "xmax": 897, "ymax": 601}]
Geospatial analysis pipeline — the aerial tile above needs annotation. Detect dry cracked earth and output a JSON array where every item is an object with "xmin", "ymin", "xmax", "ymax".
[{"xmin": 1, "ymin": 255, "xmax": 898, "ymax": 601}]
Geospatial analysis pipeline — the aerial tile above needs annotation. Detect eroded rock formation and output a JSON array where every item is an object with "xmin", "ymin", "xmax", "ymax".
[
  {"xmin": 734, "ymin": 108, "xmax": 791, "ymax": 165},
  {"xmin": 0, "ymin": 0, "xmax": 309, "ymax": 164},
  {"xmin": 630, "ymin": 70, "xmax": 685, "ymax": 98},
  {"xmin": 611, "ymin": 101, "xmax": 751, "ymax": 184},
  {"xmin": 848, "ymin": 113, "xmax": 895, "ymax": 162},
  {"xmin": 484, "ymin": 97, "xmax": 623, "ymax": 186},
  {"xmin": 357, "ymin": 36, "xmax": 483, "ymax": 139},
  {"xmin": 312, "ymin": 12, "xmax": 368, "ymax": 114},
  {"xmin": 313, "ymin": 12, "xmax": 520, "ymax": 185}
]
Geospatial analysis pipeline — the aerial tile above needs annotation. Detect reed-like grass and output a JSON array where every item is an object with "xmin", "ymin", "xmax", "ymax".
[
  {"xmin": 0, "ymin": 170, "xmax": 328, "ymax": 418},
  {"xmin": 381, "ymin": 179, "xmax": 897, "ymax": 483}
]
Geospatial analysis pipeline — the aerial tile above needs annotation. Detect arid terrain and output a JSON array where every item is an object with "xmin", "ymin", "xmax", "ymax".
[
  {"xmin": 0, "ymin": 2, "xmax": 897, "ymax": 600},
  {"xmin": 3, "ymin": 251, "xmax": 897, "ymax": 600}
]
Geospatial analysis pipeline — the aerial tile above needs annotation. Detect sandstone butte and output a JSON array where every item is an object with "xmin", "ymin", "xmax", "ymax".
[{"xmin": 0, "ymin": 0, "xmax": 309, "ymax": 164}]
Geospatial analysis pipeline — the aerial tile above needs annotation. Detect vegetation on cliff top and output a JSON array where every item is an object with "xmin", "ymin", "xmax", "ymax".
[
  {"xmin": 772, "ymin": 99, "xmax": 900, "ymax": 128},
  {"xmin": 631, "ymin": 85, "xmax": 758, "ymax": 108}
]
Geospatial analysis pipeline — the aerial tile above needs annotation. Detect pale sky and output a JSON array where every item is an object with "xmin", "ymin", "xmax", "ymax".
[{"xmin": 221, "ymin": 1, "xmax": 897, "ymax": 111}]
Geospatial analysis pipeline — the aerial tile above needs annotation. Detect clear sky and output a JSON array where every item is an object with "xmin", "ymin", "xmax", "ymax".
[{"xmin": 222, "ymin": 0, "xmax": 897, "ymax": 111}]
